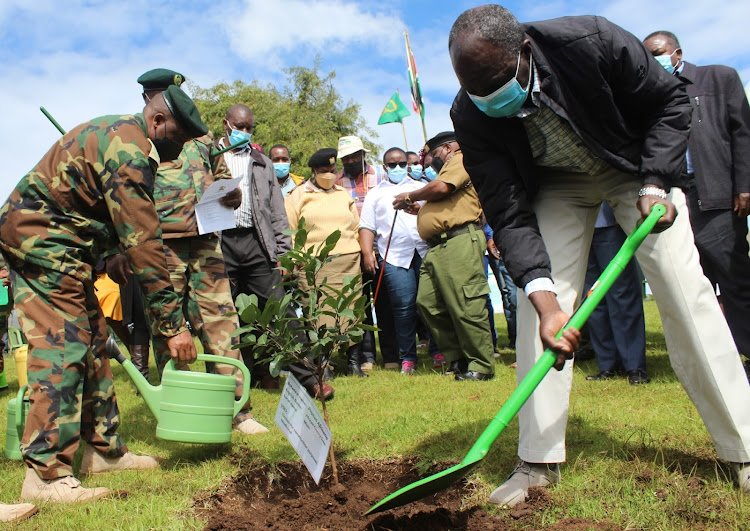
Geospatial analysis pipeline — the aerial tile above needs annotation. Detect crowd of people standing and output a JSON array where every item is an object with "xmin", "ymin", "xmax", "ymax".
[{"xmin": 1, "ymin": 4, "xmax": 750, "ymax": 523}]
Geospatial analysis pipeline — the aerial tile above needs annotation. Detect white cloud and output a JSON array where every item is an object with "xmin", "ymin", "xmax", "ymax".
[{"xmin": 226, "ymin": 0, "xmax": 404, "ymax": 65}]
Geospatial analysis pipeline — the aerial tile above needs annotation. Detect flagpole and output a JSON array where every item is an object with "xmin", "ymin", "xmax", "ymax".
[
  {"xmin": 404, "ymin": 30, "xmax": 428, "ymax": 144},
  {"xmin": 396, "ymin": 89, "xmax": 409, "ymax": 150}
]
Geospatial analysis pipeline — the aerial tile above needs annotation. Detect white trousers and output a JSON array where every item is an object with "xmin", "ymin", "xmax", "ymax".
[{"xmin": 516, "ymin": 166, "xmax": 750, "ymax": 464}]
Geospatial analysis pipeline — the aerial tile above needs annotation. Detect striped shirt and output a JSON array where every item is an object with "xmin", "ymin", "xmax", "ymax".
[{"xmin": 219, "ymin": 137, "xmax": 254, "ymax": 228}]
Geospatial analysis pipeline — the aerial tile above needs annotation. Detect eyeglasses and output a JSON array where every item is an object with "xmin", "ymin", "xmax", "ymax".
[{"xmin": 385, "ymin": 161, "xmax": 408, "ymax": 169}]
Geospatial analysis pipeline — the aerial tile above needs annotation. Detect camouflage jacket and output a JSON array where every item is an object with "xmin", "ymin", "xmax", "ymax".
[
  {"xmin": 155, "ymin": 133, "xmax": 231, "ymax": 238},
  {"xmin": 0, "ymin": 114, "xmax": 186, "ymax": 338}
]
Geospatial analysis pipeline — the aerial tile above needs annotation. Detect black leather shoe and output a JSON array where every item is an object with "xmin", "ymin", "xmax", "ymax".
[
  {"xmin": 628, "ymin": 370, "xmax": 651, "ymax": 385},
  {"xmin": 585, "ymin": 370, "xmax": 618, "ymax": 381},
  {"xmin": 446, "ymin": 360, "xmax": 468, "ymax": 375},
  {"xmin": 454, "ymin": 371, "xmax": 494, "ymax": 381}
]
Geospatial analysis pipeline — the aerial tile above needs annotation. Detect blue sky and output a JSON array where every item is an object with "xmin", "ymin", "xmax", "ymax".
[{"xmin": 1, "ymin": 0, "xmax": 749, "ymax": 203}]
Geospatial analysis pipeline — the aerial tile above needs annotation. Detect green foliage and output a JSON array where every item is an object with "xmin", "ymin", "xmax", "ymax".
[
  {"xmin": 189, "ymin": 59, "xmax": 380, "ymax": 179},
  {"xmin": 232, "ymin": 218, "xmax": 374, "ymax": 383}
]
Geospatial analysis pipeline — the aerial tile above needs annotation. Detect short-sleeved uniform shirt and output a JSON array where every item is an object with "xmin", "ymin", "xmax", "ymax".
[{"xmin": 416, "ymin": 151, "xmax": 482, "ymax": 241}]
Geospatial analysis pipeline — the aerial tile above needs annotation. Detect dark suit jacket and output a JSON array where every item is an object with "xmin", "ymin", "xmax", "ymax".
[
  {"xmin": 451, "ymin": 16, "xmax": 692, "ymax": 288},
  {"xmin": 677, "ymin": 62, "xmax": 750, "ymax": 211}
]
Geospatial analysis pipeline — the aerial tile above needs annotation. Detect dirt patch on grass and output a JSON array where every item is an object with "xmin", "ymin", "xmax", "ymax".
[
  {"xmin": 193, "ymin": 457, "xmax": 620, "ymax": 530},
  {"xmin": 194, "ymin": 457, "xmax": 503, "ymax": 530}
]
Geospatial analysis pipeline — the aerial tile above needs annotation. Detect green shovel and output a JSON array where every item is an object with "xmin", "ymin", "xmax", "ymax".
[{"xmin": 366, "ymin": 203, "xmax": 666, "ymax": 515}]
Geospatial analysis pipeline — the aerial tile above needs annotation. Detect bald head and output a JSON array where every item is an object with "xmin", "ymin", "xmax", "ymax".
[
  {"xmin": 226, "ymin": 104, "xmax": 253, "ymax": 124},
  {"xmin": 449, "ymin": 5, "xmax": 530, "ymax": 97}
]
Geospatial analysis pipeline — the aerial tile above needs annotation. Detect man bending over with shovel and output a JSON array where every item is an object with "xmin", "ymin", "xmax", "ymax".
[{"xmin": 448, "ymin": 5, "xmax": 750, "ymax": 507}]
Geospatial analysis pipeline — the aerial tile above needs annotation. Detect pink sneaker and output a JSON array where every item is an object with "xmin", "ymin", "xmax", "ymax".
[
  {"xmin": 432, "ymin": 353, "xmax": 446, "ymax": 368},
  {"xmin": 401, "ymin": 361, "xmax": 415, "ymax": 375}
]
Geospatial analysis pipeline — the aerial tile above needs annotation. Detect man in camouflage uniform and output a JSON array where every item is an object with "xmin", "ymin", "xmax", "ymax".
[
  {"xmin": 132, "ymin": 69, "xmax": 266, "ymax": 435},
  {"xmin": 0, "ymin": 86, "xmax": 201, "ymax": 504}
]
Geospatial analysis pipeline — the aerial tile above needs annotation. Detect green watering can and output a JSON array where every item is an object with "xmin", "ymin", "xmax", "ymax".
[
  {"xmin": 106, "ymin": 336, "xmax": 250, "ymax": 444},
  {"xmin": 5, "ymin": 386, "xmax": 29, "ymax": 460}
]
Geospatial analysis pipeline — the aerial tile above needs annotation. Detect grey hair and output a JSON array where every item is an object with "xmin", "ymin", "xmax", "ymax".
[
  {"xmin": 644, "ymin": 30, "xmax": 681, "ymax": 50},
  {"xmin": 449, "ymin": 5, "xmax": 524, "ymax": 54}
]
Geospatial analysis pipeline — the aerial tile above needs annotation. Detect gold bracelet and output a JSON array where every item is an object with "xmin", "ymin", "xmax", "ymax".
[{"xmin": 405, "ymin": 193, "xmax": 413, "ymax": 206}]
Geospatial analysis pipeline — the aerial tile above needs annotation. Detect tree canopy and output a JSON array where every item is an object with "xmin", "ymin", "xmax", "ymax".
[{"xmin": 190, "ymin": 62, "xmax": 379, "ymax": 178}]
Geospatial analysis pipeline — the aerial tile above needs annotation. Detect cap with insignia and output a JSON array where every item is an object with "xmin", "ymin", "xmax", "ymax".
[
  {"xmin": 162, "ymin": 85, "xmax": 208, "ymax": 138},
  {"xmin": 137, "ymin": 68, "xmax": 185, "ymax": 91},
  {"xmin": 424, "ymin": 131, "xmax": 456, "ymax": 153},
  {"xmin": 308, "ymin": 148, "xmax": 338, "ymax": 168}
]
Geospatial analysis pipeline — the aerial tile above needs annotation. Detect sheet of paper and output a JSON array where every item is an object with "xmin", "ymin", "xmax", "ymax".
[
  {"xmin": 275, "ymin": 374, "xmax": 332, "ymax": 484},
  {"xmin": 195, "ymin": 177, "xmax": 242, "ymax": 234},
  {"xmin": 200, "ymin": 177, "xmax": 242, "ymax": 202}
]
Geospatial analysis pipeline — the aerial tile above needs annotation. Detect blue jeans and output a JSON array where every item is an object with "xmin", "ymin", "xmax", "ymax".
[
  {"xmin": 487, "ymin": 254, "xmax": 518, "ymax": 347},
  {"xmin": 380, "ymin": 251, "xmax": 423, "ymax": 363}
]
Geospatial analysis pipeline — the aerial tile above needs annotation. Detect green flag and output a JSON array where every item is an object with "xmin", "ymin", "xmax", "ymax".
[{"xmin": 378, "ymin": 91, "xmax": 411, "ymax": 125}]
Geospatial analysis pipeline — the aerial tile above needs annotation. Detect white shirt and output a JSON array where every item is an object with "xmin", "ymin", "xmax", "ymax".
[
  {"xmin": 359, "ymin": 177, "xmax": 428, "ymax": 268},
  {"xmin": 219, "ymin": 137, "xmax": 254, "ymax": 228}
]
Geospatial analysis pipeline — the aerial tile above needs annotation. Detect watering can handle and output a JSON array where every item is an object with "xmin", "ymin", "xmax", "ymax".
[
  {"xmin": 15, "ymin": 385, "xmax": 28, "ymax": 440},
  {"xmin": 165, "ymin": 354, "xmax": 251, "ymax": 418}
]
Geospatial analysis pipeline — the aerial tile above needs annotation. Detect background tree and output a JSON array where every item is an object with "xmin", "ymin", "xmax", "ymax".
[{"xmin": 189, "ymin": 60, "xmax": 380, "ymax": 179}]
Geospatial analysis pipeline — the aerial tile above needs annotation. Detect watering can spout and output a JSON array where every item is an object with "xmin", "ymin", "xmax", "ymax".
[{"xmin": 106, "ymin": 336, "xmax": 161, "ymax": 421}]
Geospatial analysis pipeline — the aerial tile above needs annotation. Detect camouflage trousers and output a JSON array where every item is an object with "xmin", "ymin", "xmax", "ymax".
[
  {"xmin": 152, "ymin": 236, "xmax": 247, "ymax": 408},
  {"xmin": 9, "ymin": 263, "xmax": 127, "ymax": 479}
]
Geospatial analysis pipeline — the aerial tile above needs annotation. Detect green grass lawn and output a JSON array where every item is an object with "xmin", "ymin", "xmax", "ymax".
[{"xmin": 1, "ymin": 300, "xmax": 749, "ymax": 529}]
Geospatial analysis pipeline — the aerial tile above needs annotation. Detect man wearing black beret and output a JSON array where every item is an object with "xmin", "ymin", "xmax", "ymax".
[
  {"xmin": 0, "ymin": 87, "xmax": 204, "ymax": 504},
  {"xmin": 393, "ymin": 131, "xmax": 496, "ymax": 382}
]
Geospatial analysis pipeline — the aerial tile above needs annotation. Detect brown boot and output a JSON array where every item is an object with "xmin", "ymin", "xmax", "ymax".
[
  {"xmin": 0, "ymin": 502, "xmax": 38, "ymax": 522},
  {"xmin": 79, "ymin": 445, "xmax": 163, "ymax": 476},
  {"xmin": 20, "ymin": 468, "xmax": 111, "ymax": 503},
  {"xmin": 129, "ymin": 344, "xmax": 150, "ymax": 379}
]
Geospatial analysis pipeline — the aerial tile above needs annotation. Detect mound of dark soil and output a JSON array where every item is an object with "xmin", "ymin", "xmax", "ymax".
[
  {"xmin": 194, "ymin": 457, "xmax": 621, "ymax": 530},
  {"xmin": 194, "ymin": 457, "xmax": 505, "ymax": 530}
]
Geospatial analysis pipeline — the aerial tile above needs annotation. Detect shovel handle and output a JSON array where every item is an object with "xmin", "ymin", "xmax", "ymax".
[{"xmin": 462, "ymin": 204, "xmax": 666, "ymax": 464}]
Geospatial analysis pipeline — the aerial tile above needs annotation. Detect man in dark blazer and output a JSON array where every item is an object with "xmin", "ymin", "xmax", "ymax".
[
  {"xmin": 644, "ymin": 30, "xmax": 750, "ymax": 360},
  {"xmin": 448, "ymin": 5, "xmax": 750, "ymax": 508}
]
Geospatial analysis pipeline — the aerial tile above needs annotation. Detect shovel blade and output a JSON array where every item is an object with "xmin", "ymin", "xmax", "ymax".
[{"xmin": 365, "ymin": 457, "xmax": 483, "ymax": 515}]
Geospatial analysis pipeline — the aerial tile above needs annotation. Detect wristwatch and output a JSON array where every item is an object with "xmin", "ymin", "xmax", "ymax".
[
  {"xmin": 404, "ymin": 193, "xmax": 413, "ymax": 206},
  {"xmin": 638, "ymin": 186, "xmax": 667, "ymax": 200}
]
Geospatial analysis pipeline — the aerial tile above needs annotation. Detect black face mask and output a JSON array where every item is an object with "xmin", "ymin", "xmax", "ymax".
[
  {"xmin": 152, "ymin": 124, "xmax": 184, "ymax": 161},
  {"xmin": 343, "ymin": 161, "xmax": 363, "ymax": 176},
  {"xmin": 431, "ymin": 156, "xmax": 445, "ymax": 173}
]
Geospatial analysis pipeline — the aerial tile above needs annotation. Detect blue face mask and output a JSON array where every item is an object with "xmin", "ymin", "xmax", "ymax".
[
  {"xmin": 409, "ymin": 164, "xmax": 423, "ymax": 180},
  {"xmin": 468, "ymin": 51, "xmax": 531, "ymax": 118},
  {"xmin": 423, "ymin": 166, "xmax": 438, "ymax": 181},
  {"xmin": 655, "ymin": 50, "xmax": 677, "ymax": 74},
  {"xmin": 228, "ymin": 128, "xmax": 252, "ymax": 148},
  {"xmin": 388, "ymin": 166, "xmax": 408, "ymax": 184},
  {"xmin": 273, "ymin": 162, "xmax": 291, "ymax": 179}
]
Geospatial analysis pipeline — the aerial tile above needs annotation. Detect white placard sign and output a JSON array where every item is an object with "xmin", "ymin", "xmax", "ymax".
[
  {"xmin": 274, "ymin": 374, "xmax": 332, "ymax": 484},
  {"xmin": 195, "ymin": 177, "xmax": 242, "ymax": 234}
]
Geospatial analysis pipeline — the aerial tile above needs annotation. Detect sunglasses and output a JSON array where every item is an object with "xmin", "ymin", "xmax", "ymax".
[{"xmin": 385, "ymin": 161, "xmax": 408, "ymax": 169}]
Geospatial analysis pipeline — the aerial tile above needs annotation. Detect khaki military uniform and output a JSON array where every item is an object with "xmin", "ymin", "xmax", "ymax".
[
  {"xmin": 416, "ymin": 151, "xmax": 495, "ymax": 375},
  {"xmin": 0, "ymin": 114, "xmax": 185, "ymax": 479}
]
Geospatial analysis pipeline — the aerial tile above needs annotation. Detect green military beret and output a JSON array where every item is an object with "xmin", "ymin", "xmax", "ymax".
[
  {"xmin": 137, "ymin": 68, "xmax": 185, "ymax": 91},
  {"xmin": 308, "ymin": 148, "xmax": 338, "ymax": 168},
  {"xmin": 162, "ymin": 85, "xmax": 209, "ymax": 138},
  {"xmin": 424, "ymin": 131, "xmax": 456, "ymax": 153}
]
